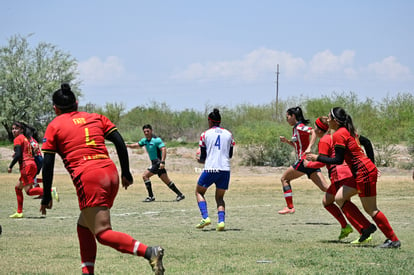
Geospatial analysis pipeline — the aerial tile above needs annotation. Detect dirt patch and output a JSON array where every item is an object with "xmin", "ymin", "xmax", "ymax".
[{"xmin": 1, "ymin": 145, "xmax": 412, "ymax": 177}]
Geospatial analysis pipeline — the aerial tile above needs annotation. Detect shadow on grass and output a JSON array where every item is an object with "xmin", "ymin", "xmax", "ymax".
[
  {"xmin": 200, "ymin": 228, "xmax": 242, "ymax": 232},
  {"xmin": 318, "ymin": 239, "xmax": 377, "ymax": 248}
]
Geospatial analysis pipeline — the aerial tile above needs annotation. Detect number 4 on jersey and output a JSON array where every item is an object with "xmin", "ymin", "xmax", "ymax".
[{"xmin": 215, "ymin": 135, "xmax": 221, "ymax": 150}]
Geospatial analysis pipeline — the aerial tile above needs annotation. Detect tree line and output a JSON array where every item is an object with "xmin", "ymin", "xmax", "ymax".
[{"xmin": 1, "ymin": 35, "xmax": 413, "ymax": 168}]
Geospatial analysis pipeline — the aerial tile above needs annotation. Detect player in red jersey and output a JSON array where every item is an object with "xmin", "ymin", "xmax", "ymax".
[
  {"xmin": 305, "ymin": 117, "xmax": 374, "ymax": 240},
  {"xmin": 40, "ymin": 84, "xmax": 165, "ymax": 274},
  {"xmin": 7, "ymin": 122, "xmax": 56, "ymax": 218},
  {"xmin": 278, "ymin": 107, "xmax": 329, "ymax": 214},
  {"xmin": 307, "ymin": 107, "xmax": 400, "ymax": 248}
]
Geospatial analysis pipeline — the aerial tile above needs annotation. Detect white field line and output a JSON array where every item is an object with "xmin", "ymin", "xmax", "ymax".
[{"xmin": 47, "ymin": 204, "xmax": 274, "ymax": 220}]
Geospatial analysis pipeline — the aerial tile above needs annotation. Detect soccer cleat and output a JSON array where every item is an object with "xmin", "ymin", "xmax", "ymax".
[
  {"xmin": 351, "ymin": 235, "xmax": 372, "ymax": 245},
  {"xmin": 9, "ymin": 212, "xmax": 24, "ymax": 218},
  {"xmin": 51, "ymin": 187, "xmax": 60, "ymax": 202},
  {"xmin": 176, "ymin": 194, "xmax": 185, "ymax": 202},
  {"xmin": 143, "ymin": 197, "xmax": 155, "ymax": 202},
  {"xmin": 359, "ymin": 224, "xmax": 377, "ymax": 243},
  {"xmin": 216, "ymin": 222, "xmax": 225, "ymax": 231},
  {"xmin": 148, "ymin": 246, "xmax": 165, "ymax": 275},
  {"xmin": 339, "ymin": 224, "xmax": 353, "ymax": 240},
  {"xmin": 196, "ymin": 217, "xmax": 211, "ymax": 229},
  {"xmin": 278, "ymin": 207, "xmax": 295, "ymax": 214},
  {"xmin": 378, "ymin": 239, "xmax": 401, "ymax": 249}
]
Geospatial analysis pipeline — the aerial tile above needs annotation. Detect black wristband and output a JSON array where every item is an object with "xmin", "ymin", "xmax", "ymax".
[{"xmin": 160, "ymin": 161, "xmax": 165, "ymax": 164}]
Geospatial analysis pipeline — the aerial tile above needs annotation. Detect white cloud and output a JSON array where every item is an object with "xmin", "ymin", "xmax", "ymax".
[
  {"xmin": 307, "ymin": 49, "xmax": 355, "ymax": 77},
  {"xmin": 78, "ymin": 56, "xmax": 125, "ymax": 85},
  {"xmin": 171, "ymin": 48, "xmax": 414, "ymax": 88},
  {"xmin": 171, "ymin": 47, "xmax": 306, "ymax": 82},
  {"xmin": 364, "ymin": 56, "xmax": 411, "ymax": 80}
]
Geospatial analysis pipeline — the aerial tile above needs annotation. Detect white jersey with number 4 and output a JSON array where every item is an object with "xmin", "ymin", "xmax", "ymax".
[{"xmin": 199, "ymin": 126, "xmax": 235, "ymax": 171}]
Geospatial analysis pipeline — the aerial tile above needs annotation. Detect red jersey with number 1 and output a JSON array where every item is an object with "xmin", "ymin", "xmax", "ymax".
[{"xmin": 42, "ymin": 111, "xmax": 117, "ymax": 179}]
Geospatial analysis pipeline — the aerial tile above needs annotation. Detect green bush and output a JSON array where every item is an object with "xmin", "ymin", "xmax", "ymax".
[{"xmin": 235, "ymin": 121, "xmax": 293, "ymax": 166}]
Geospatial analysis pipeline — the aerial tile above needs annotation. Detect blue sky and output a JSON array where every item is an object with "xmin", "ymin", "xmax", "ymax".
[{"xmin": 1, "ymin": 1, "xmax": 413, "ymax": 111}]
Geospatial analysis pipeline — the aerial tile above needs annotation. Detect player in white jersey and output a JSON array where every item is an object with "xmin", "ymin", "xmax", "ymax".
[{"xmin": 195, "ymin": 108, "xmax": 235, "ymax": 231}]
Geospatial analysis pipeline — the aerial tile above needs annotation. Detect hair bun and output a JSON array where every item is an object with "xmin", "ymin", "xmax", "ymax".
[{"xmin": 61, "ymin": 83, "xmax": 71, "ymax": 92}]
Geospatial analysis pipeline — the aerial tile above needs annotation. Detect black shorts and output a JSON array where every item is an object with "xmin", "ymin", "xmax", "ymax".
[
  {"xmin": 148, "ymin": 159, "xmax": 167, "ymax": 177},
  {"xmin": 292, "ymin": 160, "xmax": 321, "ymax": 178}
]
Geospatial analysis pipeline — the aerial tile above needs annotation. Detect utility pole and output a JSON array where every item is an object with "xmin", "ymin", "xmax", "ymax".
[{"xmin": 275, "ymin": 64, "xmax": 279, "ymax": 118}]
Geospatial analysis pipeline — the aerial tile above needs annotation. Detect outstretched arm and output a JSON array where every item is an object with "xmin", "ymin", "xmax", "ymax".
[
  {"xmin": 307, "ymin": 146, "xmax": 345, "ymax": 165},
  {"xmin": 106, "ymin": 130, "xmax": 133, "ymax": 189}
]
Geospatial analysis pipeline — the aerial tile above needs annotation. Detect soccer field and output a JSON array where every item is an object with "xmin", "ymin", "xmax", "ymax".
[{"xmin": 0, "ymin": 170, "xmax": 413, "ymax": 275}]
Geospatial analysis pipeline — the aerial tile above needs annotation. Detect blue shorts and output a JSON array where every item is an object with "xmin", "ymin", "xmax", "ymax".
[
  {"xmin": 292, "ymin": 160, "xmax": 321, "ymax": 178},
  {"xmin": 197, "ymin": 170, "xmax": 230, "ymax": 190}
]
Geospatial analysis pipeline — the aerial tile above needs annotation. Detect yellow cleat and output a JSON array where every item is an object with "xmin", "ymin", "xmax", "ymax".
[
  {"xmin": 51, "ymin": 187, "xmax": 60, "ymax": 202},
  {"xmin": 339, "ymin": 224, "xmax": 353, "ymax": 240},
  {"xmin": 351, "ymin": 235, "xmax": 372, "ymax": 245},
  {"xmin": 216, "ymin": 222, "xmax": 225, "ymax": 231},
  {"xmin": 9, "ymin": 212, "xmax": 23, "ymax": 218},
  {"xmin": 196, "ymin": 217, "xmax": 211, "ymax": 229}
]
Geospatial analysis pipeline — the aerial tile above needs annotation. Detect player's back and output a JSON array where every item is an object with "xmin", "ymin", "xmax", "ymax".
[
  {"xmin": 202, "ymin": 127, "xmax": 234, "ymax": 171},
  {"xmin": 43, "ymin": 111, "xmax": 115, "ymax": 177}
]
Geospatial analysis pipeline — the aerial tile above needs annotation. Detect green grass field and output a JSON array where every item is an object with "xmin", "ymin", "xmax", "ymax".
[{"xmin": 0, "ymin": 170, "xmax": 413, "ymax": 275}]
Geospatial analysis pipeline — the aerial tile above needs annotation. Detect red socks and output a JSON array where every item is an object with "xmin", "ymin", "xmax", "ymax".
[
  {"xmin": 325, "ymin": 204, "xmax": 347, "ymax": 228},
  {"xmin": 77, "ymin": 225, "xmax": 96, "ymax": 275},
  {"xmin": 283, "ymin": 190, "xmax": 294, "ymax": 208},
  {"xmin": 27, "ymin": 187, "xmax": 43, "ymax": 196},
  {"xmin": 15, "ymin": 187, "xmax": 23, "ymax": 213},
  {"xmin": 78, "ymin": 226, "xmax": 149, "ymax": 274},
  {"xmin": 95, "ymin": 229, "xmax": 148, "ymax": 256},
  {"xmin": 341, "ymin": 200, "xmax": 371, "ymax": 234},
  {"xmin": 373, "ymin": 211, "xmax": 399, "ymax": 242}
]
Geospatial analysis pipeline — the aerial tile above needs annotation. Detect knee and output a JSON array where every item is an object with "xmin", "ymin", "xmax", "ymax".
[
  {"xmin": 335, "ymin": 196, "xmax": 345, "ymax": 208},
  {"xmin": 281, "ymin": 176, "xmax": 289, "ymax": 186},
  {"xmin": 216, "ymin": 198, "xmax": 225, "ymax": 207}
]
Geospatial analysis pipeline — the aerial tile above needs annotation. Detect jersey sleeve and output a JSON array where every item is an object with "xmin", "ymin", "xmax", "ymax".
[
  {"xmin": 100, "ymin": 114, "xmax": 117, "ymax": 137},
  {"xmin": 41, "ymin": 124, "xmax": 58, "ymax": 154},
  {"xmin": 138, "ymin": 138, "xmax": 146, "ymax": 146},
  {"xmin": 156, "ymin": 137, "xmax": 165, "ymax": 149},
  {"xmin": 199, "ymin": 131, "xmax": 206, "ymax": 147},
  {"xmin": 332, "ymin": 128, "xmax": 347, "ymax": 149}
]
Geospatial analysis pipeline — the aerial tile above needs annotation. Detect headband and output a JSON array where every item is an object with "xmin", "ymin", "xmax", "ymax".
[
  {"xmin": 208, "ymin": 117, "xmax": 221, "ymax": 123},
  {"xmin": 315, "ymin": 117, "xmax": 329, "ymax": 132},
  {"xmin": 330, "ymin": 108, "xmax": 345, "ymax": 123}
]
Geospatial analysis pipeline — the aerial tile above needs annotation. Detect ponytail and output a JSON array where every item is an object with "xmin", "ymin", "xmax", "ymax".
[
  {"xmin": 331, "ymin": 107, "xmax": 357, "ymax": 137},
  {"xmin": 287, "ymin": 106, "xmax": 310, "ymax": 125}
]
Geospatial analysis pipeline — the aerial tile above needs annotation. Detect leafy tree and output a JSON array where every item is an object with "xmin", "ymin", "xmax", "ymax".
[{"xmin": 0, "ymin": 34, "xmax": 81, "ymax": 140}]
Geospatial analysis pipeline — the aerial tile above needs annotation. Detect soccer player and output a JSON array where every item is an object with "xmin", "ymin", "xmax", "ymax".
[
  {"xmin": 305, "ymin": 117, "xmax": 375, "ymax": 241},
  {"xmin": 40, "ymin": 84, "xmax": 165, "ymax": 274},
  {"xmin": 27, "ymin": 125, "xmax": 44, "ymax": 189},
  {"xmin": 278, "ymin": 107, "xmax": 329, "ymax": 214},
  {"xmin": 307, "ymin": 107, "xmax": 401, "ymax": 248},
  {"xmin": 8, "ymin": 121, "xmax": 58, "ymax": 218},
  {"xmin": 195, "ymin": 108, "xmax": 235, "ymax": 231},
  {"xmin": 127, "ymin": 124, "xmax": 185, "ymax": 202}
]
